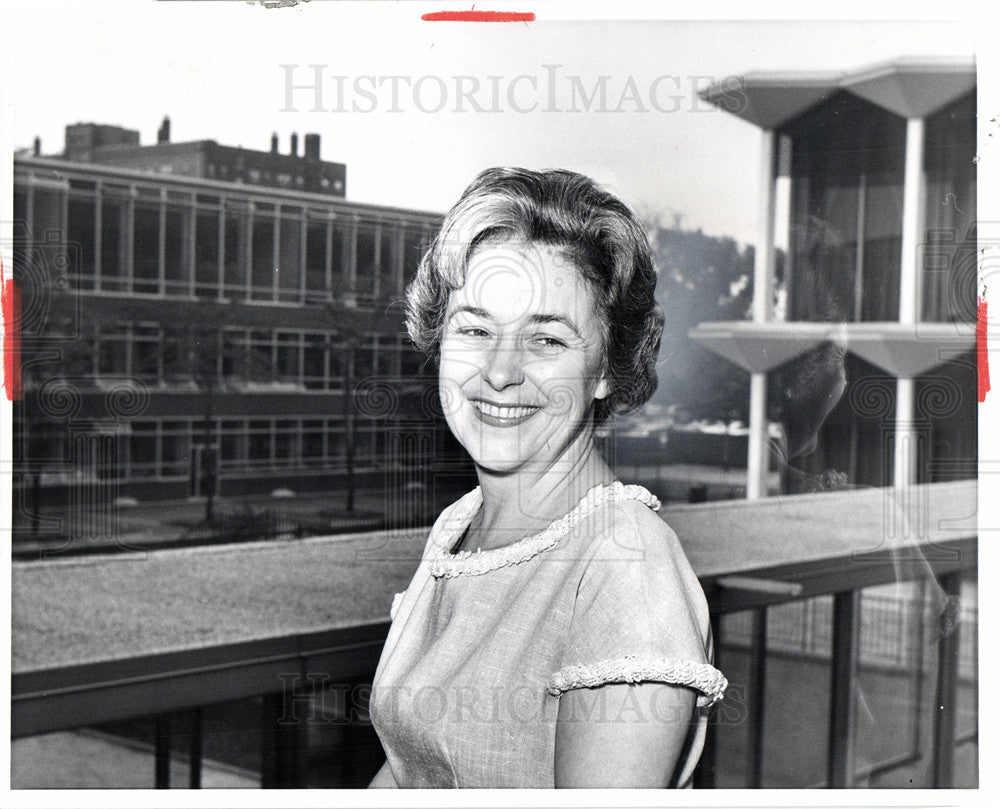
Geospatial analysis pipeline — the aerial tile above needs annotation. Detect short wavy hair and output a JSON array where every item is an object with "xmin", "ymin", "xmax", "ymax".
[{"xmin": 405, "ymin": 167, "xmax": 663, "ymax": 424}]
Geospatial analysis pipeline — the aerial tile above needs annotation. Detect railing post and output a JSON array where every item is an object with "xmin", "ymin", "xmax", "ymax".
[
  {"xmin": 154, "ymin": 714, "xmax": 171, "ymax": 788},
  {"xmin": 188, "ymin": 708, "xmax": 203, "ymax": 789},
  {"xmin": 932, "ymin": 572, "xmax": 962, "ymax": 787},
  {"xmin": 261, "ymin": 684, "xmax": 310, "ymax": 787},
  {"xmin": 746, "ymin": 607, "xmax": 768, "ymax": 788},
  {"xmin": 827, "ymin": 591, "xmax": 860, "ymax": 788}
]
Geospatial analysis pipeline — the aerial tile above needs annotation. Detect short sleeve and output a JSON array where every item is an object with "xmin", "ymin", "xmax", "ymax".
[{"xmin": 547, "ymin": 503, "xmax": 727, "ymax": 708}]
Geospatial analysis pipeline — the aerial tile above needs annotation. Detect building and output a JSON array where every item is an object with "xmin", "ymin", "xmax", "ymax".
[
  {"xmin": 692, "ymin": 58, "xmax": 977, "ymax": 494},
  {"xmin": 63, "ymin": 117, "xmax": 347, "ymax": 197},
  {"xmin": 12, "ymin": 127, "xmax": 467, "ymax": 514}
]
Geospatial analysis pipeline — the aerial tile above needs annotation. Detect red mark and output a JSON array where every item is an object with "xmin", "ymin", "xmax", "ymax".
[
  {"xmin": 978, "ymin": 297, "xmax": 990, "ymax": 403},
  {"xmin": 422, "ymin": 10, "xmax": 535, "ymax": 22},
  {"xmin": 2, "ymin": 260, "xmax": 23, "ymax": 401}
]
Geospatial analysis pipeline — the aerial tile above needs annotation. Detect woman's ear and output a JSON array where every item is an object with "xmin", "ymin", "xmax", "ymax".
[{"xmin": 594, "ymin": 375, "xmax": 611, "ymax": 401}]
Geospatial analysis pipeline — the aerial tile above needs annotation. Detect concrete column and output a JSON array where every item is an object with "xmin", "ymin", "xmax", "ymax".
[
  {"xmin": 894, "ymin": 117, "xmax": 925, "ymax": 488},
  {"xmin": 747, "ymin": 129, "xmax": 777, "ymax": 500}
]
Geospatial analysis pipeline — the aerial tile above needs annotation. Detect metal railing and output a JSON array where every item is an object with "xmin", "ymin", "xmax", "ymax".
[{"xmin": 11, "ymin": 480, "xmax": 977, "ymax": 788}]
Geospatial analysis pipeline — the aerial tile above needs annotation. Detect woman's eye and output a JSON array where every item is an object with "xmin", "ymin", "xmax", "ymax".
[
  {"xmin": 457, "ymin": 327, "xmax": 490, "ymax": 338},
  {"xmin": 532, "ymin": 336, "xmax": 567, "ymax": 349}
]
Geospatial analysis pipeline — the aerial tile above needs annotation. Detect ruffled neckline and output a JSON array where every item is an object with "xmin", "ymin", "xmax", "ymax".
[{"xmin": 427, "ymin": 481, "xmax": 660, "ymax": 578}]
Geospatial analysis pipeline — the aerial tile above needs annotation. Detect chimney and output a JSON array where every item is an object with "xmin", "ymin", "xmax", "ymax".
[
  {"xmin": 304, "ymin": 133, "xmax": 320, "ymax": 160},
  {"xmin": 290, "ymin": 132, "xmax": 298, "ymax": 157},
  {"xmin": 157, "ymin": 116, "xmax": 171, "ymax": 144},
  {"xmin": 33, "ymin": 136, "xmax": 41, "ymax": 156},
  {"xmin": 271, "ymin": 133, "xmax": 279, "ymax": 153}
]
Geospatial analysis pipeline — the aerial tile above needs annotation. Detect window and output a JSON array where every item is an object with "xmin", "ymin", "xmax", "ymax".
[
  {"xmin": 379, "ymin": 225, "xmax": 399, "ymax": 295},
  {"xmin": 129, "ymin": 421, "xmax": 158, "ymax": 479},
  {"xmin": 403, "ymin": 227, "xmax": 429, "ymax": 284},
  {"xmin": 100, "ymin": 193, "xmax": 128, "ymax": 292},
  {"xmin": 278, "ymin": 210, "xmax": 302, "ymax": 302},
  {"xmin": 97, "ymin": 325, "xmax": 129, "ymax": 376},
  {"xmin": 133, "ymin": 200, "xmax": 161, "ymax": 294},
  {"xmin": 783, "ymin": 92, "xmax": 905, "ymax": 322},
  {"xmin": 355, "ymin": 224, "xmax": 377, "ymax": 298},
  {"xmin": 132, "ymin": 325, "xmax": 162, "ymax": 381},
  {"xmin": 248, "ymin": 420, "xmax": 272, "ymax": 465},
  {"xmin": 223, "ymin": 202, "xmax": 249, "ymax": 298},
  {"xmin": 276, "ymin": 331, "xmax": 301, "ymax": 383},
  {"xmin": 922, "ymin": 91, "xmax": 976, "ymax": 323},
  {"xmin": 305, "ymin": 218, "xmax": 329, "ymax": 300},
  {"xmin": 195, "ymin": 209, "xmax": 221, "ymax": 299},
  {"xmin": 160, "ymin": 421, "xmax": 190, "ymax": 477},
  {"xmin": 164, "ymin": 204, "xmax": 192, "ymax": 295},
  {"xmin": 251, "ymin": 207, "xmax": 276, "ymax": 300},
  {"xmin": 67, "ymin": 195, "xmax": 97, "ymax": 288}
]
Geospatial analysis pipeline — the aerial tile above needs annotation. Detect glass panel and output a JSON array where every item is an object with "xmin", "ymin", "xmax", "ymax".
[
  {"xmin": 223, "ymin": 203, "xmax": 249, "ymax": 298},
  {"xmin": 33, "ymin": 187, "xmax": 64, "ymax": 237},
  {"xmin": 276, "ymin": 332, "xmax": 300, "ymax": 383},
  {"xmin": 305, "ymin": 220, "xmax": 328, "ymax": 299},
  {"xmin": 195, "ymin": 210, "xmax": 220, "ymax": 299},
  {"xmin": 355, "ymin": 225, "xmax": 377, "ymax": 298},
  {"xmin": 67, "ymin": 196, "xmax": 97, "ymax": 288},
  {"xmin": 916, "ymin": 349, "xmax": 977, "ymax": 483},
  {"xmin": 278, "ymin": 214, "xmax": 302, "ymax": 302},
  {"xmin": 248, "ymin": 420, "xmax": 272, "ymax": 463},
  {"xmin": 403, "ymin": 227, "xmax": 427, "ymax": 282},
  {"xmin": 132, "ymin": 326, "xmax": 161, "ymax": 381},
  {"xmin": 783, "ymin": 92, "xmax": 905, "ymax": 322},
  {"xmin": 378, "ymin": 225, "xmax": 398, "ymax": 296},
  {"xmin": 220, "ymin": 420, "xmax": 246, "ymax": 468},
  {"xmin": 164, "ymin": 205, "xmax": 191, "ymax": 295},
  {"xmin": 330, "ymin": 223, "xmax": 346, "ymax": 296},
  {"xmin": 922, "ymin": 91, "xmax": 976, "ymax": 323},
  {"xmin": 129, "ymin": 426, "xmax": 157, "ymax": 479},
  {"xmin": 303, "ymin": 334, "xmax": 327, "ymax": 390},
  {"xmin": 101, "ymin": 197, "xmax": 127, "ymax": 292},
  {"xmin": 98, "ymin": 325, "xmax": 128, "ymax": 375},
  {"xmin": 133, "ymin": 200, "xmax": 160, "ymax": 294},
  {"xmin": 160, "ymin": 422, "xmax": 190, "ymax": 477},
  {"xmin": 251, "ymin": 214, "xmax": 275, "ymax": 300}
]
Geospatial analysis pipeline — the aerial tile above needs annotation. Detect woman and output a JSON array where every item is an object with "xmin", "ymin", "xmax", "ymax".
[{"xmin": 368, "ymin": 168, "xmax": 727, "ymax": 788}]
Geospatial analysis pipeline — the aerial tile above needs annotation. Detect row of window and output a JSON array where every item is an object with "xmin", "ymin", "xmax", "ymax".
[
  {"xmin": 13, "ymin": 176, "xmax": 438, "ymax": 304},
  {"xmin": 24, "ymin": 417, "xmax": 438, "ymax": 482},
  {"xmin": 42, "ymin": 324, "xmax": 431, "ymax": 390}
]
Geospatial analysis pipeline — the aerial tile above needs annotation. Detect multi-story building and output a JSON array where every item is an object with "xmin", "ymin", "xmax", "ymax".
[
  {"xmin": 64, "ymin": 118, "xmax": 347, "ymax": 197},
  {"xmin": 12, "ymin": 127, "xmax": 465, "ymax": 510},
  {"xmin": 692, "ymin": 58, "xmax": 977, "ymax": 494}
]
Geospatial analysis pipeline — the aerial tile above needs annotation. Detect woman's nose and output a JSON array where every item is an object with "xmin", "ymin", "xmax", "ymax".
[{"xmin": 482, "ymin": 341, "xmax": 525, "ymax": 391}]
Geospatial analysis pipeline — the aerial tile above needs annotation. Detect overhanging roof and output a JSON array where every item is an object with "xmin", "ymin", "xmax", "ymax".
[
  {"xmin": 701, "ymin": 57, "xmax": 976, "ymax": 129},
  {"xmin": 689, "ymin": 321, "xmax": 975, "ymax": 377}
]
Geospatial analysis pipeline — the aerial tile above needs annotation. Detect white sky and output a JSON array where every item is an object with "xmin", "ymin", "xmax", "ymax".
[{"xmin": 6, "ymin": 1, "xmax": 978, "ymax": 246}]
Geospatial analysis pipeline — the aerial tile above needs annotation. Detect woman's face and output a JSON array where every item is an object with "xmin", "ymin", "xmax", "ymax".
[{"xmin": 438, "ymin": 240, "xmax": 610, "ymax": 476}]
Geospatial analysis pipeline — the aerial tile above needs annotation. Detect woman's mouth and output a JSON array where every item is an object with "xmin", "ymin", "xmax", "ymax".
[{"xmin": 470, "ymin": 400, "xmax": 541, "ymax": 427}]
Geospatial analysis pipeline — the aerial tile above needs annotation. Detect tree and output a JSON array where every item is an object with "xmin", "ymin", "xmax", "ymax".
[{"xmin": 648, "ymin": 225, "xmax": 755, "ymax": 422}]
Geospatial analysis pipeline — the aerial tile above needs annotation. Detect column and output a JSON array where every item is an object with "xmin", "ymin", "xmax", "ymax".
[
  {"xmin": 747, "ymin": 129, "xmax": 777, "ymax": 500},
  {"xmin": 894, "ymin": 117, "xmax": 925, "ymax": 488}
]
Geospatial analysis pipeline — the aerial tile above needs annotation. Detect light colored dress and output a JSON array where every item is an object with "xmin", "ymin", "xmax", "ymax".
[{"xmin": 369, "ymin": 481, "xmax": 727, "ymax": 788}]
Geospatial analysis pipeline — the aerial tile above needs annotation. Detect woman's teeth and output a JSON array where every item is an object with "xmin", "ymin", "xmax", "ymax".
[{"xmin": 474, "ymin": 402, "xmax": 537, "ymax": 419}]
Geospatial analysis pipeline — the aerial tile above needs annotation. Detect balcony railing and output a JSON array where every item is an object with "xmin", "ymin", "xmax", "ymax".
[{"xmin": 11, "ymin": 480, "xmax": 977, "ymax": 788}]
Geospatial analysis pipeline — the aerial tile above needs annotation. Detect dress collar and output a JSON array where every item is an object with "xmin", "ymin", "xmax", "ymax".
[{"xmin": 427, "ymin": 481, "xmax": 660, "ymax": 578}]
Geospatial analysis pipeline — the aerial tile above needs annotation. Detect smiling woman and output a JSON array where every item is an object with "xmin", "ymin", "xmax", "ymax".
[{"xmin": 368, "ymin": 168, "xmax": 727, "ymax": 788}]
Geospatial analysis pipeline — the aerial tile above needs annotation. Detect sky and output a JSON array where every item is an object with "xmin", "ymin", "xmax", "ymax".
[{"xmin": 5, "ymin": 1, "xmax": 979, "ymax": 247}]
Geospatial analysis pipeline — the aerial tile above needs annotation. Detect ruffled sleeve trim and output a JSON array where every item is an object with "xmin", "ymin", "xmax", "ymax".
[{"xmin": 547, "ymin": 656, "xmax": 728, "ymax": 708}]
